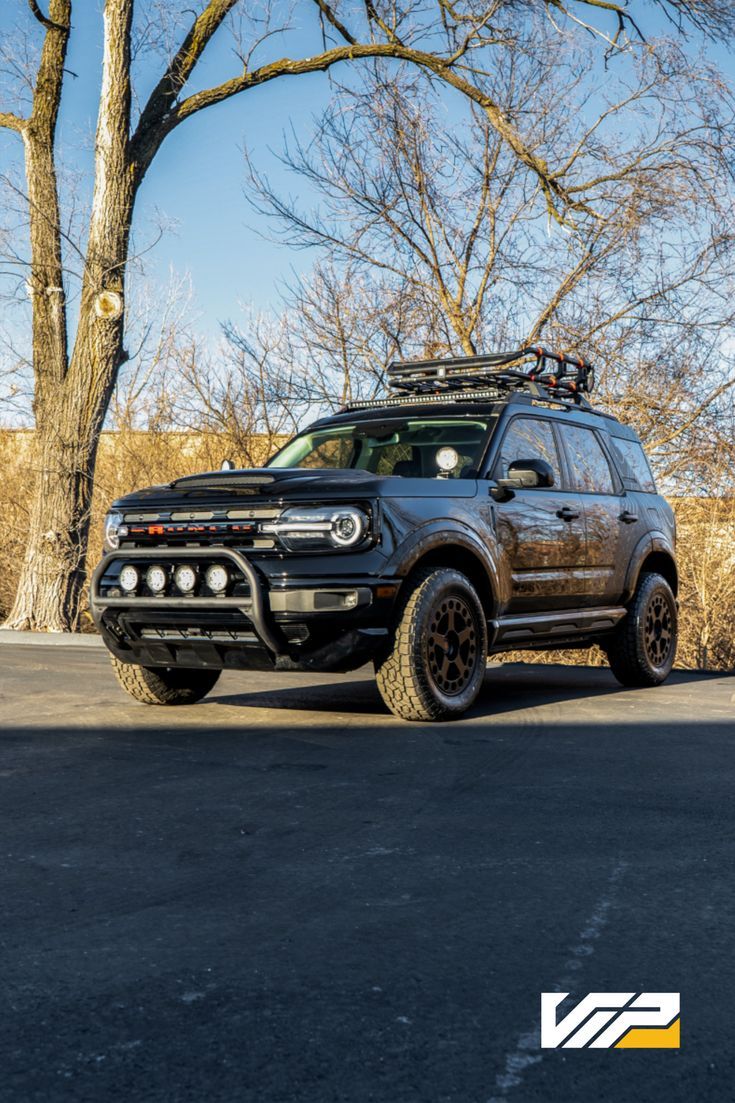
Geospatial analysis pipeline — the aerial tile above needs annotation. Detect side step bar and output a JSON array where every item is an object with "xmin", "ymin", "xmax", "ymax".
[{"xmin": 490, "ymin": 606, "xmax": 626, "ymax": 646}]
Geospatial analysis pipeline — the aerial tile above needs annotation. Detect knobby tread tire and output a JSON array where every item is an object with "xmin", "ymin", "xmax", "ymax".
[
  {"xmin": 606, "ymin": 571, "xmax": 677, "ymax": 688},
  {"xmin": 375, "ymin": 567, "xmax": 487, "ymax": 722},
  {"xmin": 110, "ymin": 655, "xmax": 220, "ymax": 705}
]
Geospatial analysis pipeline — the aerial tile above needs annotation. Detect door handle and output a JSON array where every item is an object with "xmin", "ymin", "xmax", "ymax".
[
  {"xmin": 619, "ymin": 510, "xmax": 638, "ymax": 524},
  {"xmin": 557, "ymin": 506, "xmax": 580, "ymax": 522}
]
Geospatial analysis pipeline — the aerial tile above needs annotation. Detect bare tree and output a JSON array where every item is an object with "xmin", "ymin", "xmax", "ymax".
[
  {"xmin": 245, "ymin": 49, "xmax": 735, "ymax": 485},
  {"xmin": 0, "ymin": 0, "xmax": 732, "ymax": 629},
  {"xmin": 170, "ymin": 315, "xmax": 300, "ymax": 463}
]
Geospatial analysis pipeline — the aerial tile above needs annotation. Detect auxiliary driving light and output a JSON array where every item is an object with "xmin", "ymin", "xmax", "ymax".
[
  {"xmin": 205, "ymin": 564, "xmax": 229, "ymax": 594},
  {"xmin": 145, "ymin": 564, "xmax": 168, "ymax": 594},
  {"xmin": 118, "ymin": 564, "xmax": 140, "ymax": 593},
  {"xmin": 174, "ymin": 564, "xmax": 198, "ymax": 593}
]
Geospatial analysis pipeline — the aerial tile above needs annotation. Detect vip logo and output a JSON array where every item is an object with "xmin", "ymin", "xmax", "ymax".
[{"xmin": 540, "ymin": 992, "xmax": 680, "ymax": 1049}]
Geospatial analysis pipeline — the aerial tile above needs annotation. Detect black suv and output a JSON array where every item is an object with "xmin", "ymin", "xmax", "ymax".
[{"xmin": 91, "ymin": 347, "xmax": 678, "ymax": 721}]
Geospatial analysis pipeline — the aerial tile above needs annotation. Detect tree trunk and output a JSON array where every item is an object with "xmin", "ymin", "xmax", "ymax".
[
  {"xmin": 3, "ymin": 304, "xmax": 129, "ymax": 630},
  {"xmin": 3, "ymin": 0, "xmax": 133, "ymax": 631}
]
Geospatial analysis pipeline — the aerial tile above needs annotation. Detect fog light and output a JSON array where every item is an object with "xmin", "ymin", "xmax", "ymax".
[
  {"xmin": 146, "ymin": 564, "xmax": 168, "ymax": 593},
  {"xmin": 174, "ymin": 564, "xmax": 198, "ymax": 593},
  {"xmin": 119, "ymin": 564, "xmax": 139, "ymax": 593},
  {"xmin": 205, "ymin": 564, "xmax": 229, "ymax": 593}
]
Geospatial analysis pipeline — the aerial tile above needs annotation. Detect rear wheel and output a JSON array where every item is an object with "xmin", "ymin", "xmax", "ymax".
[
  {"xmin": 605, "ymin": 572, "xmax": 677, "ymax": 687},
  {"xmin": 110, "ymin": 655, "xmax": 221, "ymax": 705},
  {"xmin": 375, "ymin": 568, "xmax": 488, "ymax": 721}
]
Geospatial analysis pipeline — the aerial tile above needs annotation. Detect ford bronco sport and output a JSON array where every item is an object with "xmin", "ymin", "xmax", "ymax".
[{"xmin": 91, "ymin": 347, "xmax": 678, "ymax": 721}]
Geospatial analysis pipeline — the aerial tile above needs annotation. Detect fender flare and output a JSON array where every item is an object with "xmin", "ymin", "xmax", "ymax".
[
  {"xmin": 622, "ymin": 531, "xmax": 677, "ymax": 602},
  {"xmin": 384, "ymin": 521, "xmax": 502, "ymax": 609}
]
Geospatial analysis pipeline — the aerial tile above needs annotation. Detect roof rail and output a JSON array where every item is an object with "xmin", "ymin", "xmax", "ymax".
[{"xmin": 386, "ymin": 346, "xmax": 595, "ymax": 405}]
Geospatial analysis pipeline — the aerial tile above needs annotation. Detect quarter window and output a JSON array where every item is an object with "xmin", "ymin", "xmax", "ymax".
[
  {"xmin": 561, "ymin": 425, "xmax": 615, "ymax": 494},
  {"xmin": 494, "ymin": 418, "xmax": 561, "ymax": 487},
  {"xmin": 609, "ymin": 436, "xmax": 656, "ymax": 492}
]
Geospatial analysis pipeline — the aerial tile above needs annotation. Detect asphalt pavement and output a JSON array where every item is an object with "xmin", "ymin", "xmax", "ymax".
[{"xmin": 1, "ymin": 644, "xmax": 734, "ymax": 1103}]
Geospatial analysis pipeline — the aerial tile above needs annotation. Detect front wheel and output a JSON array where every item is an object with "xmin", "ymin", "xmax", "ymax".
[
  {"xmin": 375, "ymin": 568, "xmax": 488, "ymax": 722},
  {"xmin": 110, "ymin": 655, "xmax": 221, "ymax": 705},
  {"xmin": 605, "ymin": 572, "xmax": 677, "ymax": 687}
]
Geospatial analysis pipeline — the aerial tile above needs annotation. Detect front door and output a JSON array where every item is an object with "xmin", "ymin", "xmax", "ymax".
[{"xmin": 489, "ymin": 414, "xmax": 587, "ymax": 612}]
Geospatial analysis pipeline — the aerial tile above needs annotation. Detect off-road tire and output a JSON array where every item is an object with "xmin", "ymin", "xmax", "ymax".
[
  {"xmin": 375, "ymin": 568, "xmax": 488, "ymax": 722},
  {"xmin": 605, "ymin": 571, "xmax": 677, "ymax": 687},
  {"xmin": 110, "ymin": 655, "xmax": 221, "ymax": 705}
]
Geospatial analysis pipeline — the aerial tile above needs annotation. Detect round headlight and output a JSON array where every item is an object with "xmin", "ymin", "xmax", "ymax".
[
  {"xmin": 330, "ymin": 508, "xmax": 367, "ymax": 547},
  {"xmin": 119, "ymin": 564, "xmax": 139, "ymax": 593},
  {"xmin": 174, "ymin": 564, "xmax": 198, "ymax": 593},
  {"xmin": 205, "ymin": 564, "xmax": 229, "ymax": 593},
  {"xmin": 262, "ymin": 506, "xmax": 369, "ymax": 551},
  {"xmin": 146, "ymin": 565, "xmax": 168, "ymax": 594},
  {"xmin": 104, "ymin": 510, "xmax": 127, "ymax": 551}
]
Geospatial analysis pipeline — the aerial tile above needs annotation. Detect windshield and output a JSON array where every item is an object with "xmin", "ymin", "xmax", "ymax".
[{"xmin": 268, "ymin": 417, "xmax": 492, "ymax": 478}]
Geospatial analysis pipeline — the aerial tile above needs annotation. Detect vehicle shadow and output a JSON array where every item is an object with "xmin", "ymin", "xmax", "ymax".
[{"xmin": 209, "ymin": 662, "xmax": 716, "ymax": 723}]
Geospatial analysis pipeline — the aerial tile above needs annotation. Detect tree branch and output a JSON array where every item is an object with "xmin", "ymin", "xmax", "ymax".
[
  {"xmin": 132, "ymin": 0, "xmax": 238, "ymax": 160},
  {"xmin": 650, "ymin": 376, "xmax": 735, "ymax": 452},
  {"xmin": 28, "ymin": 0, "xmax": 69, "ymax": 32},
  {"xmin": 311, "ymin": 0, "xmax": 357, "ymax": 45},
  {"xmin": 133, "ymin": 40, "xmax": 582, "ymax": 223},
  {"xmin": 0, "ymin": 112, "xmax": 27, "ymax": 133}
]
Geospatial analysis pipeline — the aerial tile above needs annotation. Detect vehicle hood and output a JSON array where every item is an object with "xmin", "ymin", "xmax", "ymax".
[{"xmin": 112, "ymin": 467, "xmax": 477, "ymax": 509}]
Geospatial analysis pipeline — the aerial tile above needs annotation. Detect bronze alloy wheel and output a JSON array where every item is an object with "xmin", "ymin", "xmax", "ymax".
[
  {"xmin": 606, "ymin": 571, "xmax": 678, "ymax": 688},
  {"xmin": 375, "ymin": 567, "xmax": 488, "ymax": 721},
  {"xmin": 426, "ymin": 594, "xmax": 479, "ymax": 696},
  {"xmin": 644, "ymin": 591, "xmax": 674, "ymax": 669}
]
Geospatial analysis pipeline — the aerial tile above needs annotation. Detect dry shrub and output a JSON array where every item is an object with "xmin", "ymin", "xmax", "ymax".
[
  {"xmin": 1, "ymin": 429, "xmax": 733, "ymax": 668},
  {"xmin": 0, "ymin": 433, "xmax": 32, "ymax": 622},
  {"xmin": 675, "ymin": 498, "xmax": 735, "ymax": 670}
]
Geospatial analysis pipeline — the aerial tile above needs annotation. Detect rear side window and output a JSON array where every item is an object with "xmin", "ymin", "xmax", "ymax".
[
  {"xmin": 559, "ymin": 424, "xmax": 615, "ymax": 494},
  {"xmin": 609, "ymin": 436, "xmax": 656, "ymax": 493},
  {"xmin": 494, "ymin": 417, "xmax": 562, "ymax": 487}
]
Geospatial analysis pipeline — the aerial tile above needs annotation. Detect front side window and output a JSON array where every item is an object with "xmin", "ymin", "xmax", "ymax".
[
  {"xmin": 493, "ymin": 417, "xmax": 562, "ymax": 487},
  {"xmin": 268, "ymin": 417, "xmax": 491, "ymax": 478},
  {"xmin": 560, "ymin": 424, "xmax": 615, "ymax": 494}
]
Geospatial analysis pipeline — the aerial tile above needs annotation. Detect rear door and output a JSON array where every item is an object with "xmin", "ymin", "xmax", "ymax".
[
  {"xmin": 488, "ymin": 414, "xmax": 587, "ymax": 612},
  {"xmin": 555, "ymin": 421, "xmax": 630, "ymax": 604}
]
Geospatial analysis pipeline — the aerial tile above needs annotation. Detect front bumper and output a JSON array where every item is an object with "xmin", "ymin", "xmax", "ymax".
[{"xmin": 90, "ymin": 547, "xmax": 397, "ymax": 673}]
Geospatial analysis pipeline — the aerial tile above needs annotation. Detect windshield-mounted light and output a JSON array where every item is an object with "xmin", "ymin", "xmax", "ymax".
[
  {"xmin": 262, "ymin": 506, "xmax": 369, "ymax": 552},
  {"xmin": 103, "ymin": 510, "xmax": 128, "ymax": 551}
]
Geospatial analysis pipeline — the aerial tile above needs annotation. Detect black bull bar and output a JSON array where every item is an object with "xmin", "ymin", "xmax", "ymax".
[{"xmin": 90, "ymin": 546, "xmax": 288, "ymax": 656}]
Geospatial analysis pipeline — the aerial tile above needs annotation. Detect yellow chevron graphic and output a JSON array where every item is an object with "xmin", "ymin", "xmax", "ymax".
[{"xmin": 615, "ymin": 1018, "xmax": 680, "ymax": 1048}]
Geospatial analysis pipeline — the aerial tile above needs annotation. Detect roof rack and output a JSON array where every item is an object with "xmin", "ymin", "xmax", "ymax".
[
  {"xmin": 342, "ymin": 346, "xmax": 596, "ymax": 412},
  {"xmin": 389, "ymin": 346, "xmax": 594, "ymax": 400}
]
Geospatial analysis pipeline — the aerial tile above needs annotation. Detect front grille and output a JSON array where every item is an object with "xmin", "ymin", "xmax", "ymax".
[{"xmin": 120, "ymin": 506, "xmax": 280, "ymax": 548}]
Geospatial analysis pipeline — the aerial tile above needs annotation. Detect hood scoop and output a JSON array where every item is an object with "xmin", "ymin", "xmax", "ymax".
[
  {"xmin": 169, "ymin": 467, "xmax": 379, "ymax": 493},
  {"xmin": 170, "ymin": 469, "xmax": 276, "ymax": 490}
]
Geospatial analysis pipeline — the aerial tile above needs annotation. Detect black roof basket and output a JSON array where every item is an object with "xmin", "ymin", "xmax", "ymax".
[{"xmin": 386, "ymin": 346, "xmax": 595, "ymax": 405}]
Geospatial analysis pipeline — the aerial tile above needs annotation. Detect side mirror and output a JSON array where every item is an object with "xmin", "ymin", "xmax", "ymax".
[
  {"xmin": 498, "ymin": 457, "xmax": 555, "ymax": 491},
  {"xmin": 221, "ymin": 458, "xmax": 235, "ymax": 471}
]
